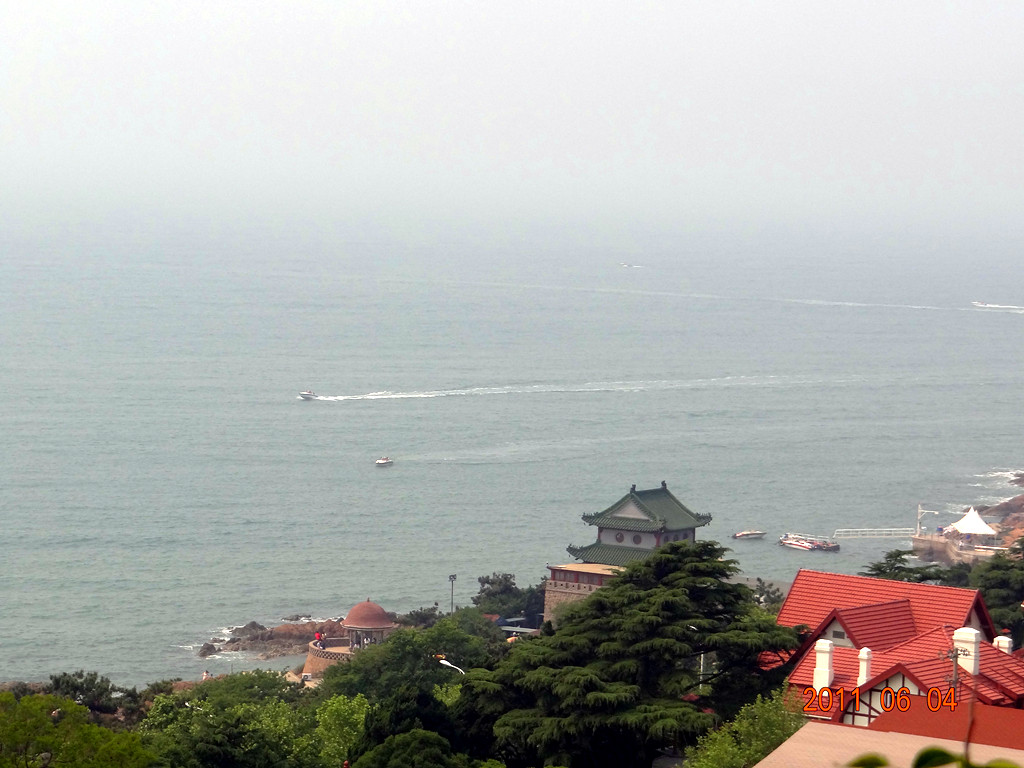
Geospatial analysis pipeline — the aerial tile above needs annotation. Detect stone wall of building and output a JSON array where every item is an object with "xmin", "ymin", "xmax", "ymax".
[
  {"xmin": 300, "ymin": 640, "xmax": 351, "ymax": 679},
  {"xmin": 543, "ymin": 578, "xmax": 602, "ymax": 624}
]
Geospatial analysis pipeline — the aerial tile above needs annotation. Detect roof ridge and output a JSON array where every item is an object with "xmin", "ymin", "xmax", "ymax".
[
  {"xmin": 838, "ymin": 597, "xmax": 913, "ymax": 612},
  {"xmin": 795, "ymin": 568, "xmax": 981, "ymax": 595}
]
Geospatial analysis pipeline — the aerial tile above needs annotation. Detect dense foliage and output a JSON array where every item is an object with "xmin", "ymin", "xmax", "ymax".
[
  {"xmin": 459, "ymin": 541, "xmax": 799, "ymax": 768},
  {"xmin": 859, "ymin": 550, "xmax": 949, "ymax": 583},
  {"xmin": 319, "ymin": 610, "xmax": 506, "ymax": 703},
  {"xmin": 21, "ymin": 551, "xmax": 801, "ymax": 767},
  {"xmin": 471, "ymin": 573, "xmax": 546, "ymax": 625},
  {"xmin": 0, "ymin": 692, "xmax": 155, "ymax": 767},
  {"xmin": 683, "ymin": 687, "xmax": 805, "ymax": 768}
]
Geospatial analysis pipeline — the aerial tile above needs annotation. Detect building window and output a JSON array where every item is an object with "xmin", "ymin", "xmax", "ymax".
[
  {"xmin": 633, "ymin": 534, "xmax": 642, "ymax": 545},
  {"xmin": 615, "ymin": 532, "xmax": 624, "ymax": 543},
  {"xmin": 832, "ymin": 630, "xmax": 846, "ymax": 639}
]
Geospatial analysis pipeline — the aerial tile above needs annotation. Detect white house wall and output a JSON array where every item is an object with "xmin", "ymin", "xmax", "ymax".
[
  {"xmin": 822, "ymin": 619, "xmax": 855, "ymax": 648},
  {"xmin": 841, "ymin": 672, "xmax": 921, "ymax": 727},
  {"xmin": 599, "ymin": 529, "xmax": 658, "ymax": 548}
]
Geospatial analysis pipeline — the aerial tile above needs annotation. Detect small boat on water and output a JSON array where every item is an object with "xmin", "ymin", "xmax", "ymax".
[
  {"xmin": 375, "ymin": 456, "xmax": 393, "ymax": 467},
  {"xmin": 299, "ymin": 390, "xmax": 317, "ymax": 400},
  {"xmin": 731, "ymin": 530, "xmax": 767, "ymax": 539},
  {"xmin": 778, "ymin": 532, "xmax": 840, "ymax": 552}
]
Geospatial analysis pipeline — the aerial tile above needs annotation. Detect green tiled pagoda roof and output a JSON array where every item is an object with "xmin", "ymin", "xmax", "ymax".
[
  {"xmin": 587, "ymin": 517, "xmax": 663, "ymax": 532},
  {"xmin": 566, "ymin": 542, "xmax": 652, "ymax": 567},
  {"xmin": 581, "ymin": 485, "xmax": 711, "ymax": 531}
]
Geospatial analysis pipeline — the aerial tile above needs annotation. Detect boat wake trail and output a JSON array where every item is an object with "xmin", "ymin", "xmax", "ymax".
[{"xmin": 313, "ymin": 375, "xmax": 845, "ymax": 402}]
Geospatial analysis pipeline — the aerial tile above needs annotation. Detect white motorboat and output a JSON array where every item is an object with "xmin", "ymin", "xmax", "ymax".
[
  {"xmin": 731, "ymin": 530, "xmax": 767, "ymax": 540},
  {"xmin": 375, "ymin": 456, "xmax": 393, "ymax": 467},
  {"xmin": 299, "ymin": 390, "xmax": 317, "ymax": 400}
]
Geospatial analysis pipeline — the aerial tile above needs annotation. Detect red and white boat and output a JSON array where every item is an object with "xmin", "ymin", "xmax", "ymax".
[{"xmin": 778, "ymin": 532, "xmax": 840, "ymax": 552}]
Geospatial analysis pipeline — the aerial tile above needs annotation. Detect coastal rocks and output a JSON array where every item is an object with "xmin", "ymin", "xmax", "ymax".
[
  {"xmin": 231, "ymin": 621, "xmax": 267, "ymax": 637},
  {"xmin": 198, "ymin": 643, "xmax": 217, "ymax": 658},
  {"xmin": 196, "ymin": 619, "xmax": 347, "ymax": 660},
  {"xmin": 980, "ymin": 493, "xmax": 1024, "ymax": 546}
]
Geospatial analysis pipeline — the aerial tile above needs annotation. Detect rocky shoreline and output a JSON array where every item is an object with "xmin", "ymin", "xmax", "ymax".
[
  {"xmin": 200, "ymin": 617, "xmax": 347, "ymax": 660},
  {"xmin": 975, "ymin": 485, "xmax": 1024, "ymax": 546}
]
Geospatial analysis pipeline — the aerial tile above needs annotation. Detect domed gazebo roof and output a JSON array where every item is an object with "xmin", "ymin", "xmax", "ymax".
[{"xmin": 342, "ymin": 599, "xmax": 396, "ymax": 630}]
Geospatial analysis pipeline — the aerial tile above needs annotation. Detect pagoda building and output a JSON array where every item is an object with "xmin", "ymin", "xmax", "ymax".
[
  {"xmin": 566, "ymin": 481, "xmax": 712, "ymax": 566},
  {"xmin": 544, "ymin": 482, "xmax": 712, "ymax": 624}
]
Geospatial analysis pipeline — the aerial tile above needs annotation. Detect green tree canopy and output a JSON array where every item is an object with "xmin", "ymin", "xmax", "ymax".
[
  {"xmin": 968, "ymin": 550, "xmax": 1024, "ymax": 646},
  {"xmin": 319, "ymin": 612, "xmax": 502, "ymax": 704},
  {"xmin": 683, "ymin": 687, "xmax": 804, "ymax": 768},
  {"xmin": 471, "ymin": 573, "xmax": 546, "ymax": 624},
  {"xmin": 0, "ymin": 692, "xmax": 155, "ymax": 768},
  {"xmin": 458, "ymin": 540, "xmax": 799, "ymax": 768},
  {"xmin": 859, "ymin": 550, "xmax": 948, "ymax": 583},
  {"xmin": 315, "ymin": 693, "xmax": 370, "ymax": 766},
  {"xmin": 139, "ymin": 671, "xmax": 319, "ymax": 768},
  {"xmin": 352, "ymin": 729, "xmax": 468, "ymax": 768}
]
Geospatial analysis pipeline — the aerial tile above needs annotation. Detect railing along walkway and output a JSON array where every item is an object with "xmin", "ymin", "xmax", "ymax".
[{"xmin": 832, "ymin": 528, "xmax": 915, "ymax": 539}]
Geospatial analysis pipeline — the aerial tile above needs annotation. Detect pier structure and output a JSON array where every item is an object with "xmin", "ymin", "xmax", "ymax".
[
  {"xmin": 831, "ymin": 528, "xmax": 915, "ymax": 539},
  {"xmin": 910, "ymin": 504, "xmax": 1007, "ymax": 566}
]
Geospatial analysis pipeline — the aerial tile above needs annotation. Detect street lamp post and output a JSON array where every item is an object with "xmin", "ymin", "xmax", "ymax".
[
  {"xmin": 449, "ymin": 574, "xmax": 457, "ymax": 614},
  {"xmin": 917, "ymin": 504, "xmax": 940, "ymax": 536},
  {"xmin": 438, "ymin": 658, "xmax": 465, "ymax": 675}
]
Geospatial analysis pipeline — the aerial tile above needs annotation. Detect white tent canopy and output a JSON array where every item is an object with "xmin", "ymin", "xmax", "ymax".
[{"xmin": 948, "ymin": 507, "xmax": 997, "ymax": 536}]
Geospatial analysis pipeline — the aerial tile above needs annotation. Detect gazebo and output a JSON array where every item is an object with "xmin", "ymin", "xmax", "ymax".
[
  {"xmin": 342, "ymin": 598, "xmax": 397, "ymax": 649},
  {"xmin": 298, "ymin": 598, "xmax": 397, "ymax": 681}
]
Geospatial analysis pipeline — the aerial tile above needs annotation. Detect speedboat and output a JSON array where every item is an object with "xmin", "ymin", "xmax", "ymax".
[
  {"xmin": 375, "ymin": 456, "xmax": 393, "ymax": 467},
  {"xmin": 299, "ymin": 391, "xmax": 317, "ymax": 400},
  {"xmin": 731, "ymin": 530, "xmax": 767, "ymax": 539}
]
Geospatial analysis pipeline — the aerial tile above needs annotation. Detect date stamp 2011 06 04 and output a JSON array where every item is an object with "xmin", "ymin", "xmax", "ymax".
[{"xmin": 802, "ymin": 685, "xmax": 958, "ymax": 714}]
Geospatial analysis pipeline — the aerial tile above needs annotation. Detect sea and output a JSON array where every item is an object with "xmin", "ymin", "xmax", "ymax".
[{"xmin": 2, "ymin": 228, "xmax": 1023, "ymax": 688}]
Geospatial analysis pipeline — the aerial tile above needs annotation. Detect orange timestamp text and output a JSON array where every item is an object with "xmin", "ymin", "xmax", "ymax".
[{"xmin": 802, "ymin": 685, "xmax": 958, "ymax": 714}]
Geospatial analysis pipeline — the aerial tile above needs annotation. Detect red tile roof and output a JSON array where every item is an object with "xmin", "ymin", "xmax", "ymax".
[
  {"xmin": 777, "ymin": 569, "xmax": 994, "ymax": 640},
  {"xmin": 833, "ymin": 599, "xmax": 917, "ymax": 649},
  {"xmin": 790, "ymin": 626, "xmax": 1024, "ymax": 709},
  {"xmin": 870, "ymin": 698, "xmax": 1024, "ymax": 750}
]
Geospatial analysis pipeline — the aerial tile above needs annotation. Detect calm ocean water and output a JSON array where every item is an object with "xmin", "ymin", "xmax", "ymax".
[{"xmin": 2, "ymin": 233, "xmax": 1023, "ymax": 687}]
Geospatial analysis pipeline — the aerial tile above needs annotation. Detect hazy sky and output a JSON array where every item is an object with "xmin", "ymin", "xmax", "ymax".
[{"xmin": 3, "ymin": 1, "xmax": 1022, "ymax": 245}]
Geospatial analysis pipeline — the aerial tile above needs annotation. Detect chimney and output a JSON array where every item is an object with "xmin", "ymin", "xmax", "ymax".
[
  {"xmin": 952, "ymin": 627, "xmax": 981, "ymax": 675},
  {"xmin": 630, "ymin": 484, "xmax": 636, "ymax": 493},
  {"xmin": 994, "ymin": 635, "xmax": 1014, "ymax": 654},
  {"xmin": 661, "ymin": 480, "xmax": 667, "ymax": 489},
  {"xmin": 857, "ymin": 647, "xmax": 873, "ymax": 688},
  {"xmin": 812, "ymin": 639, "xmax": 834, "ymax": 690}
]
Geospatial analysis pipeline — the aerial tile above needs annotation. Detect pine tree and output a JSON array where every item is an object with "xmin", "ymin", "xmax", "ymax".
[{"xmin": 459, "ymin": 540, "xmax": 799, "ymax": 768}]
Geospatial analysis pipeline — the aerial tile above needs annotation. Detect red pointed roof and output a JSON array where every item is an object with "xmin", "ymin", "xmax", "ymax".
[
  {"xmin": 831, "ymin": 599, "xmax": 918, "ymax": 650},
  {"xmin": 790, "ymin": 626, "xmax": 1024, "ymax": 708},
  {"xmin": 777, "ymin": 569, "xmax": 995, "ymax": 640}
]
